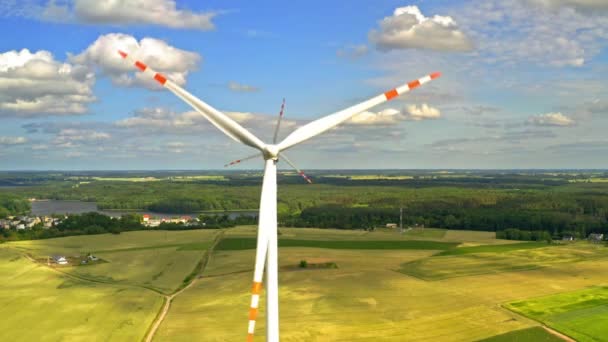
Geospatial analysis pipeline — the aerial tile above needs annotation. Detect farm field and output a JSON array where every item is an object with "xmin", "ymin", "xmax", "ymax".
[
  {"xmin": 9, "ymin": 230, "xmax": 219, "ymax": 294},
  {"xmin": 2, "ymin": 227, "xmax": 608, "ymax": 341},
  {"xmin": 478, "ymin": 327, "xmax": 563, "ymax": 342},
  {"xmin": 505, "ymin": 286, "xmax": 608, "ymax": 341},
  {"xmin": 0, "ymin": 247, "xmax": 163, "ymax": 341},
  {"xmin": 157, "ymin": 229, "xmax": 608, "ymax": 341}
]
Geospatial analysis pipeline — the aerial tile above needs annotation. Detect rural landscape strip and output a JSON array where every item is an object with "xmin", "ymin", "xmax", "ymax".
[
  {"xmin": 144, "ymin": 231, "xmax": 225, "ymax": 342},
  {"xmin": 20, "ymin": 252, "xmax": 165, "ymax": 295}
]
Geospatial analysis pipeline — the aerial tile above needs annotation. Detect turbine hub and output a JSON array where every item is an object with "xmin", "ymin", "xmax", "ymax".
[{"xmin": 263, "ymin": 145, "xmax": 280, "ymax": 160}]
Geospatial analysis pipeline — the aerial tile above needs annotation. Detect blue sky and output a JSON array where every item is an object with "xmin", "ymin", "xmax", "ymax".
[{"xmin": 1, "ymin": 0, "xmax": 607, "ymax": 170}]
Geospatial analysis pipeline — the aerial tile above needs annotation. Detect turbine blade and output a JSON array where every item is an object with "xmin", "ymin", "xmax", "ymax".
[
  {"xmin": 272, "ymin": 98, "xmax": 286, "ymax": 144},
  {"xmin": 248, "ymin": 159, "xmax": 278, "ymax": 341},
  {"xmin": 117, "ymin": 50, "xmax": 266, "ymax": 152},
  {"xmin": 224, "ymin": 153, "xmax": 260, "ymax": 168},
  {"xmin": 279, "ymin": 153, "xmax": 312, "ymax": 184},
  {"xmin": 277, "ymin": 72, "xmax": 441, "ymax": 151}
]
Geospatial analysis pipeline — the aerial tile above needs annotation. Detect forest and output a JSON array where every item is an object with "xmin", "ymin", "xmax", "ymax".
[{"xmin": 1, "ymin": 170, "xmax": 608, "ymax": 240}]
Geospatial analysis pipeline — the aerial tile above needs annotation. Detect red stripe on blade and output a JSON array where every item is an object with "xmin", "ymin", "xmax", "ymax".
[
  {"xmin": 154, "ymin": 73, "xmax": 167, "ymax": 85},
  {"xmin": 430, "ymin": 72, "xmax": 441, "ymax": 79},
  {"xmin": 118, "ymin": 50, "xmax": 127, "ymax": 58},
  {"xmin": 384, "ymin": 89, "xmax": 399, "ymax": 100},
  {"xmin": 408, "ymin": 80, "xmax": 421, "ymax": 89},
  {"xmin": 135, "ymin": 61, "xmax": 147, "ymax": 71}
]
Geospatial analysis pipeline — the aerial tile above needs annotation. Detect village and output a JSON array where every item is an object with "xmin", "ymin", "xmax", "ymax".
[{"xmin": 0, "ymin": 215, "xmax": 62, "ymax": 230}]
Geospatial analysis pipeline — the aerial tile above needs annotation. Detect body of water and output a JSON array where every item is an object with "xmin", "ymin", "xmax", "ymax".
[{"xmin": 30, "ymin": 200, "xmax": 257, "ymax": 219}]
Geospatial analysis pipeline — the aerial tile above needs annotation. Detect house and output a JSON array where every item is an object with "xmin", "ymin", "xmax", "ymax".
[
  {"xmin": 562, "ymin": 235, "xmax": 575, "ymax": 241},
  {"xmin": 142, "ymin": 214, "xmax": 150, "ymax": 223},
  {"xmin": 385, "ymin": 223, "xmax": 398, "ymax": 229},
  {"xmin": 588, "ymin": 233, "xmax": 604, "ymax": 243},
  {"xmin": 0, "ymin": 220, "xmax": 10, "ymax": 229},
  {"xmin": 87, "ymin": 255, "xmax": 98, "ymax": 261},
  {"xmin": 52, "ymin": 256, "xmax": 68, "ymax": 265},
  {"xmin": 16, "ymin": 224, "xmax": 25, "ymax": 230}
]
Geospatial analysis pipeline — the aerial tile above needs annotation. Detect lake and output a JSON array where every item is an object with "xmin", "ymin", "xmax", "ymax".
[{"xmin": 30, "ymin": 200, "xmax": 257, "ymax": 219}]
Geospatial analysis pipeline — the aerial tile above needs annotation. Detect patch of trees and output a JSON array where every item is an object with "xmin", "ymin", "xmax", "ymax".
[
  {"xmin": 496, "ymin": 228, "xmax": 552, "ymax": 242},
  {"xmin": 0, "ymin": 194, "xmax": 30, "ymax": 218}
]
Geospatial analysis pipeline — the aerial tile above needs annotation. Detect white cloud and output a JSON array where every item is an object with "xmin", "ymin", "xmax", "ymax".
[
  {"xmin": 369, "ymin": 6, "xmax": 473, "ymax": 52},
  {"xmin": 0, "ymin": 136, "xmax": 27, "ymax": 145},
  {"xmin": 52, "ymin": 128, "xmax": 111, "ymax": 148},
  {"xmin": 528, "ymin": 112, "xmax": 576, "ymax": 126},
  {"xmin": 228, "ymin": 81, "xmax": 260, "ymax": 93},
  {"xmin": 0, "ymin": 49, "xmax": 95, "ymax": 117},
  {"xmin": 458, "ymin": 0, "xmax": 608, "ymax": 68},
  {"xmin": 10, "ymin": 0, "xmax": 217, "ymax": 30},
  {"xmin": 350, "ymin": 104, "xmax": 441, "ymax": 125},
  {"xmin": 530, "ymin": 0, "xmax": 608, "ymax": 11},
  {"xmin": 70, "ymin": 33, "xmax": 200, "ymax": 89},
  {"xmin": 405, "ymin": 104, "xmax": 442, "ymax": 120}
]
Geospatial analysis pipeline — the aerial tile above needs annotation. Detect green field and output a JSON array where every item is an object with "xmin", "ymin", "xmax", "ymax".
[
  {"xmin": 400, "ymin": 243, "xmax": 608, "ymax": 280},
  {"xmin": 216, "ymin": 237, "xmax": 459, "ymax": 251},
  {"xmin": 3, "ymin": 227, "xmax": 608, "ymax": 341},
  {"xmin": 9, "ymin": 230, "xmax": 219, "ymax": 294},
  {"xmin": 0, "ymin": 248, "xmax": 163, "ymax": 341},
  {"xmin": 505, "ymin": 286, "xmax": 608, "ymax": 341}
]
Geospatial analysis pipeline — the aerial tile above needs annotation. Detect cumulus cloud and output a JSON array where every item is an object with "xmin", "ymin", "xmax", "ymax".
[
  {"xmin": 73, "ymin": 0, "xmax": 216, "ymax": 30},
  {"xmin": 0, "ymin": 49, "xmax": 95, "ymax": 117},
  {"xmin": 369, "ymin": 6, "xmax": 473, "ymax": 52},
  {"xmin": 0, "ymin": 136, "xmax": 27, "ymax": 145},
  {"xmin": 528, "ymin": 112, "xmax": 576, "ymax": 126},
  {"xmin": 70, "ymin": 33, "xmax": 200, "ymax": 89},
  {"xmin": 405, "ymin": 103, "xmax": 442, "ymax": 120},
  {"xmin": 350, "ymin": 104, "xmax": 441, "ymax": 125},
  {"xmin": 3, "ymin": 0, "xmax": 217, "ymax": 30},
  {"xmin": 228, "ymin": 81, "xmax": 260, "ymax": 93}
]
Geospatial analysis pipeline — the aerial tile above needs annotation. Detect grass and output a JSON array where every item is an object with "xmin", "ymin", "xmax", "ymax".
[
  {"xmin": 10, "ymin": 230, "xmax": 218, "ymax": 294},
  {"xmin": 159, "ymin": 242, "xmax": 608, "ymax": 341},
  {"xmin": 505, "ymin": 286, "xmax": 608, "ymax": 341},
  {"xmin": 69, "ymin": 248, "xmax": 203, "ymax": 293},
  {"xmin": 5, "ymin": 226, "xmax": 608, "ymax": 341},
  {"xmin": 477, "ymin": 327, "xmax": 563, "ymax": 342},
  {"xmin": 437, "ymin": 242, "xmax": 549, "ymax": 256},
  {"xmin": 0, "ymin": 248, "xmax": 163, "ymax": 341},
  {"xmin": 401, "ymin": 243, "xmax": 608, "ymax": 280},
  {"xmin": 215, "ymin": 237, "xmax": 459, "ymax": 251}
]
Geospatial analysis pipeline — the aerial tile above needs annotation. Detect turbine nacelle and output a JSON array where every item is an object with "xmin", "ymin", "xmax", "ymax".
[{"xmin": 263, "ymin": 144, "xmax": 280, "ymax": 161}]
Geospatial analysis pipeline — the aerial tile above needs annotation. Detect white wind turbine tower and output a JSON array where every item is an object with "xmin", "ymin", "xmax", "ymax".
[{"xmin": 116, "ymin": 49, "xmax": 440, "ymax": 341}]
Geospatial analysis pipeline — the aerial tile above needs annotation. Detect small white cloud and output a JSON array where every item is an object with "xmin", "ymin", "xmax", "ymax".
[
  {"xmin": 227, "ymin": 81, "xmax": 260, "ymax": 93},
  {"xmin": 369, "ymin": 6, "xmax": 473, "ymax": 52},
  {"xmin": 405, "ymin": 104, "xmax": 441, "ymax": 120},
  {"xmin": 350, "ymin": 104, "xmax": 441, "ymax": 125},
  {"xmin": 528, "ymin": 112, "xmax": 575, "ymax": 126},
  {"xmin": 0, "ymin": 136, "xmax": 27, "ymax": 145},
  {"xmin": 70, "ymin": 33, "xmax": 200, "ymax": 89},
  {"xmin": 350, "ymin": 108, "xmax": 402, "ymax": 125}
]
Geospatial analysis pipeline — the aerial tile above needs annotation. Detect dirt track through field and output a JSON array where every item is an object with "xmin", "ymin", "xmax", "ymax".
[{"xmin": 144, "ymin": 231, "xmax": 225, "ymax": 342}]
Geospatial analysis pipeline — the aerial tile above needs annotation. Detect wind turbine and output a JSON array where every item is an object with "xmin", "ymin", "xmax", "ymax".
[{"xmin": 116, "ymin": 49, "xmax": 440, "ymax": 341}]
